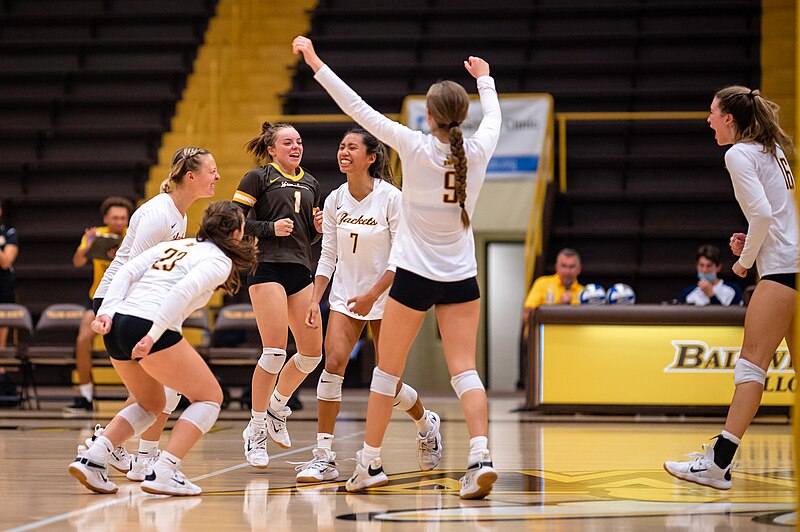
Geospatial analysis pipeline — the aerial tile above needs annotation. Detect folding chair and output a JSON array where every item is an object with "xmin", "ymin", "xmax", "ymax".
[
  {"xmin": 206, "ymin": 303, "xmax": 261, "ymax": 407},
  {"xmin": 27, "ymin": 303, "xmax": 86, "ymax": 406},
  {"xmin": 183, "ymin": 307, "xmax": 211, "ymax": 357},
  {"xmin": 0, "ymin": 304, "xmax": 34, "ymax": 408}
]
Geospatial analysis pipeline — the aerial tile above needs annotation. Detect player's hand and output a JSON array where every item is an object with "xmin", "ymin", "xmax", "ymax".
[
  {"xmin": 305, "ymin": 304, "xmax": 321, "ymax": 328},
  {"xmin": 729, "ymin": 232, "xmax": 746, "ymax": 256},
  {"xmin": 732, "ymin": 261, "xmax": 748, "ymax": 278},
  {"xmin": 292, "ymin": 36, "xmax": 325, "ymax": 73},
  {"xmin": 313, "ymin": 208, "xmax": 323, "ymax": 233},
  {"xmin": 559, "ymin": 291, "xmax": 572, "ymax": 304},
  {"xmin": 132, "ymin": 335, "xmax": 155, "ymax": 360},
  {"xmin": 464, "ymin": 56, "xmax": 490, "ymax": 79},
  {"xmin": 274, "ymin": 218, "xmax": 294, "ymax": 236},
  {"xmin": 347, "ymin": 292, "xmax": 378, "ymax": 317},
  {"xmin": 91, "ymin": 314, "xmax": 112, "ymax": 335}
]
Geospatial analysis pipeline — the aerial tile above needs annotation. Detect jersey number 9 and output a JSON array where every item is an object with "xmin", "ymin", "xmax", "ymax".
[{"xmin": 443, "ymin": 171, "xmax": 458, "ymax": 204}]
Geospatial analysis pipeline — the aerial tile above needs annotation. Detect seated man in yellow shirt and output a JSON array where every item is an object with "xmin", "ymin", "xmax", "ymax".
[
  {"xmin": 63, "ymin": 196, "xmax": 133, "ymax": 414},
  {"xmin": 522, "ymin": 248, "xmax": 584, "ymax": 325}
]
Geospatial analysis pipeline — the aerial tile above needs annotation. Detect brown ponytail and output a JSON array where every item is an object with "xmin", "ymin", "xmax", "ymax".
[
  {"xmin": 426, "ymin": 80, "xmax": 470, "ymax": 228},
  {"xmin": 196, "ymin": 201, "xmax": 257, "ymax": 295},
  {"xmin": 714, "ymin": 86, "xmax": 794, "ymax": 155},
  {"xmin": 245, "ymin": 122, "xmax": 296, "ymax": 163}
]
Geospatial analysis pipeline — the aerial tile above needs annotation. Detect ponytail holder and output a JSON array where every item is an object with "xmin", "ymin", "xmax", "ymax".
[
  {"xmin": 448, "ymin": 121, "xmax": 460, "ymax": 128},
  {"xmin": 747, "ymin": 90, "xmax": 756, "ymax": 100},
  {"xmin": 458, "ymin": 202, "xmax": 465, "ymax": 208}
]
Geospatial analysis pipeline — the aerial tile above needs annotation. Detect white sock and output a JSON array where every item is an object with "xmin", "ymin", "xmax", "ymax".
[
  {"xmin": 251, "ymin": 410, "xmax": 267, "ymax": 430},
  {"xmin": 79, "ymin": 383, "xmax": 93, "ymax": 401},
  {"xmin": 85, "ymin": 435, "xmax": 114, "ymax": 464},
  {"xmin": 138, "ymin": 438, "xmax": 160, "ymax": 456},
  {"xmin": 414, "ymin": 409, "xmax": 434, "ymax": 436},
  {"xmin": 269, "ymin": 390, "xmax": 290, "ymax": 413},
  {"xmin": 468, "ymin": 435, "xmax": 489, "ymax": 465},
  {"xmin": 721, "ymin": 430, "xmax": 741, "ymax": 445},
  {"xmin": 157, "ymin": 450, "xmax": 182, "ymax": 470},
  {"xmin": 317, "ymin": 432, "xmax": 334, "ymax": 451},
  {"xmin": 361, "ymin": 442, "xmax": 381, "ymax": 464}
]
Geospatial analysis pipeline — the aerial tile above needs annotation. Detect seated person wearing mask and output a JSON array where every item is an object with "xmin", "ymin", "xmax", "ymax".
[{"xmin": 678, "ymin": 244, "xmax": 742, "ymax": 306}]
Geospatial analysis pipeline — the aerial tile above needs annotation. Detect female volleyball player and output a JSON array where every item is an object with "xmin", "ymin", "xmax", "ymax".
[
  {"xmin": 85, "ymin": 147, "xmax": 221, "ymax": 481},
  {"xmin": 233, "ymin": 122, "xmax": 324, "ymax": 469},
  {"xmin": 664, "ymin": 86, "xmax": 798, "ymax": 490},
  {"xmin": 295, "ymin": 127, "xmax": 442, "ymax": 483},
  {"xmin": 293, "ymin": 36, "xmax": 502, "ymax": 499},
  {"xmin": 69, "ymin": 201, "xmax": 257, "ymax": 496}
]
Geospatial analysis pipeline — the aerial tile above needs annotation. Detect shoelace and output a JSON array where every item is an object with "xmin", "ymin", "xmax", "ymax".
[
  {"xmin": 289, "ymin": 456, "xmax": 335, "ymax": 472},
  {"xmin": 171, "ymin": 468, "xmax": 190, "ymax": 484},
  {"xmin": 417, "ymin": 434, "xmax": 439, "ymax": 453},
  {"xmin": 684, "ymin": 444, "xmax": 738, "ymax": 472}
]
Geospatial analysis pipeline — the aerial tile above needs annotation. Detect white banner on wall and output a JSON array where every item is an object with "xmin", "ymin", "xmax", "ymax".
[{"xmin": 401, "ymin": 94, "xmax": 552, "ymax": 180}]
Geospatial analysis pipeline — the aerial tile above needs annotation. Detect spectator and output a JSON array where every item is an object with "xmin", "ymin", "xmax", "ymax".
[
  {"xmin": 64, "ymin": 197, "xmax": 134, "ymax": 414},
  {"xmin": 678, "ymin": 244, "xmax": 742, "ymax": 306},
  {"xmin": 522, "ymin": 248, "xmax": 584, "ymax": 325},
  {"xmin": 0, "ymin": 203, "xmax": 19, "ymax": 348}
]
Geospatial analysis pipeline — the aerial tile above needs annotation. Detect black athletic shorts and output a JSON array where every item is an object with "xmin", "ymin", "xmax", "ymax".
[
  {"xmin": 104, "ymin": 313, "xmax": 182, "ymax": 361},
  {"xmin": 388, "ymin": 267, "xmax": 480, "ymax": 312},
  {"xmin": 92, "ymin": 298, "xmax": 103, "ymax": 314},
  {"xmin": 248, "ymin": 262, "xmax": 312, "ymax": 296},
  {"xmin": 761, "ymin": 273, "xmax": 798, "ymax": 290}
]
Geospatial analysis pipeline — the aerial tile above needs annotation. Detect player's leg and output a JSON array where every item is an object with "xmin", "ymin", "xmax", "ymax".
[
  {"xmin": 664, "ymin": 279, "xmax": 795, "ymax": 490},
  {"xmin": 244, "ymin": 281, "xmax": 288, "ymax": 468}
]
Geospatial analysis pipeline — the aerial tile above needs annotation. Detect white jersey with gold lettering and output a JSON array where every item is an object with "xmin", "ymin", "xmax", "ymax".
[
  {"xmin": 725, "ymin": 142, "xmax": 799, "ymax": 276},
  {"xmin": 97, "ymin": 238, "xmax": 232, "ymax": 341},
  {"xmin": 94, "ymin": 193, "xmax": 187, "ymax": 299},
  {"xmin": 314, "ymin": 65, "xmax": 501, "ymax": 282},
  {"xmin": 316, "ymin": 179, "xmax": 400, "ymax": 320}
]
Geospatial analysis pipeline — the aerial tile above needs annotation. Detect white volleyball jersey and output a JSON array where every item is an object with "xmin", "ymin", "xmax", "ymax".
[
  {"xmin": 315, "ymin": 65, "xmax": 501, "ymax": 282},
  {"xmin": 316, "ymin": 179, "xmax": 401, "ymax": 320},
  {"xmin": 725, "ymin": 143, "xmax": 799, "ymax": 276},
  {"xmin": 97, "ymin": 238, "xmax": 232, "ymax": 340},
  {"xmin": 94, "ymin": 193, "xmax": 187, "ymax": 298}
]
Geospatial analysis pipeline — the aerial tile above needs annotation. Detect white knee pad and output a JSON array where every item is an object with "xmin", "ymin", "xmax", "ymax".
[
  {"xmin": 450, "ymin": 369, "xmax": 485, "ymax": 399},
  {"xmin": 317, "ymin": 370, "xmax": 344, "ymax": 402},
  {"xmin": 393, "ymin": 383, "xmax": 418, "ymax": 412},
  {"xmin": 178, "ymin": 401, "xmax": 221, "ymax": 434},
  {"xmin": 258, "ymin": 347, "xmax": 287, "ymax": 374},
  {"xmin": 118, "ymin": 403, "xmax": 157, "ymax": 437},
  {"xmin": 163, "ymin": 386, "xmax": 182, "ymax": 415},
  {"xmin": 370, "ymin": 367, "xmax": 400, "ymax": 397},
  {"xmin": 734, "ymin": 358, "xmax": 767, "ymax": 386},
  {"xmin": 293, "ymin": 352, "xmax": 322, "ymax": 374}
]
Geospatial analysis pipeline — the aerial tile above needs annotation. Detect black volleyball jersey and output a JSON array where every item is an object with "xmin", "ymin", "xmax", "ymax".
[{"xmin": 233, "ymin": 162, "xmax": 321, "ymax": 269}]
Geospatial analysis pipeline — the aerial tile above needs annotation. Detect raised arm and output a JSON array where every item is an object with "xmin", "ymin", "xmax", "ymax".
[{"xmin": 292, "ymin": 36, "xmax": 420, "ymax": 153}]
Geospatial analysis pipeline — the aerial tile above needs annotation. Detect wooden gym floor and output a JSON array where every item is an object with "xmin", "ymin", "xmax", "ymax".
[{"xmin": 0, "ymin": 392, "xmax": 796, "ymax": 531}]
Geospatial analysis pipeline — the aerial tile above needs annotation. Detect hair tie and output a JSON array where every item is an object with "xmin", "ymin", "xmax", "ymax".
[
  {"xmin": 747, "ymin": 90, "xmax": 756, "ymax": 100},
  {"xmin": 448, "ymin": 121, "xmax": 460, "ymax": 129},
  {"xmin": 458, "ymin": 202, "xmax": 465, "ymax": 209}
]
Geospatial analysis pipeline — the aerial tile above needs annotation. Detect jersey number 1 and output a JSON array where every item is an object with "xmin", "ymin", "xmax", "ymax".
[{"xmin": 294, "ymin": 191, "xmax": 302, "ymax": 213}]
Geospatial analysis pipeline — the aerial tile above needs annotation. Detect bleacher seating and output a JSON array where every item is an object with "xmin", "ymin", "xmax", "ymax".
[
  {"xmin": 281, "ymin": 0, "xmax": 760, "ymax": 303},
  {"xmin": 0, "ymin": 0, "xmax": 218, "ymax": 314}
]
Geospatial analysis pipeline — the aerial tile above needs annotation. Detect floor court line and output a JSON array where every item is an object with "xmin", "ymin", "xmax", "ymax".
[{"xmin": 8, "ymin": 430, "xmax": 366, "ymax": 532}]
